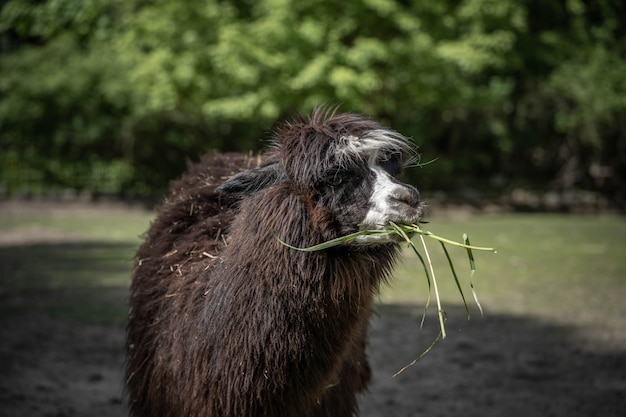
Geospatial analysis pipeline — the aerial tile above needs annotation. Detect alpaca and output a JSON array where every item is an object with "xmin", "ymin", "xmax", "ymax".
[{"xmin": 126, "ymin": 108, "xmax": 423, "ymax": 417}]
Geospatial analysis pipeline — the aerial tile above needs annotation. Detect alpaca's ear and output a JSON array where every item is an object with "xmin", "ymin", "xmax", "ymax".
[{"xmin": 216, "ymin": 162, "xmax": 285, "ymax": 198}]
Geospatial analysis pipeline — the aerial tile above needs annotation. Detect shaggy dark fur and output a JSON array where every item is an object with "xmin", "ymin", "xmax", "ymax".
[{"xmin": 126, "ymin": 108, "xmax": 421, "ymax": 417}]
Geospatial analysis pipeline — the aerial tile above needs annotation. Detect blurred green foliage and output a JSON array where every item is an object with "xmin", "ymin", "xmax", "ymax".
[{"xmin": 1, "ymin": 0, "xmax": 624, "ymax": 201}]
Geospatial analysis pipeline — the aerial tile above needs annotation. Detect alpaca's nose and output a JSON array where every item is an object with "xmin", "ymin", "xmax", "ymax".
[
  {"xmin": 393, "ymin": 182, "xmax": 420, "ymax": 208},
  {"xmin": 404, "ymin": 184, "xmax": 421, "ymax": 207}
]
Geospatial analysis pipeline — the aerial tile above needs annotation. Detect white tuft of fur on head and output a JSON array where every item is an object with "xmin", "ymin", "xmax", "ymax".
[{"xmin": 337, "ymin": 129, "xmax": 418, "ymax": 170}]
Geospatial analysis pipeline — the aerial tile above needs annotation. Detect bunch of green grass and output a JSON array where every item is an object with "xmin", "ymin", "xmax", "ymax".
[{"xmin": 273, "ymin": 222, "xmax": 496, "ymax": 374}]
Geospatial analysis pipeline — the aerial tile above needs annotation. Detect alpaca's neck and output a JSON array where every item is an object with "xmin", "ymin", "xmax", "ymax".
[{"xmin": 222, "ymin": 185, "xmax": 400, "ymax": 308}]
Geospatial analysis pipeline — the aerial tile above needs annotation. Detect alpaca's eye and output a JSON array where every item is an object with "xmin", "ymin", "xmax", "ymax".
[
  {"xmin": 320, "ymin": 170, "xmax": 347, "ymax": 188},
  {"xmin": 329, "ymin": 175, "xmax": 343, "ymax": 186},
  {"xmin": 379, "ymin": 156, "xmax": 402, "ymax": 177}
]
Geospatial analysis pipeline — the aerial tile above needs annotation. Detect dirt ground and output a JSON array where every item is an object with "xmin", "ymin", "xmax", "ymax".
[
  {"xmin": 0, "ymin": 206, "xmax": 625, "ymax": 417},
  {"xmin": 1, "ymin": 303, "xmax": 625, "ymax": 417}
]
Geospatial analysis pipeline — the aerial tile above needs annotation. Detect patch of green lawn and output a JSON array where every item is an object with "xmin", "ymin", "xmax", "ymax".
[
  {"xmin": 0, "ymin": 207, "xmax": 154, "ymax": 324},
  {"xmin": 0, "ymin": 207, "xmax": 153, "ymax": 242}
]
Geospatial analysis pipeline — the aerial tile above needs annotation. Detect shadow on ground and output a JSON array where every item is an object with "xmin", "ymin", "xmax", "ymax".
[
  {"xmin": 0, "ymin": 239, "xmax": 136, "ymax": 324},
  {"xmin": 362, "ymin": 304, "xmax": 625, "ymax": 417},
  {"xmin": 0, "ymin": 302, "xmax": 624, "ymax": 417}
]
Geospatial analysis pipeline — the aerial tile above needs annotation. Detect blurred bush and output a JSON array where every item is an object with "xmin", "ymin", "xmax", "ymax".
[{"xmin": 1, "ymin": 0, "xmax": 624, "ymax": 204}]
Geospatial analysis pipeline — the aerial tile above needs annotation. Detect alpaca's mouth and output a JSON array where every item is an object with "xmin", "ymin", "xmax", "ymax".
[
  {"xmin": 352, "ymin": 200, "xmax": 425, "ymax": 245},
  {"xmin": 385, "ymin": 203, "xmax": 425, "ymax": 229},
  {"xmin": 354, "ymin": 221, "xmax": 422, "ymax": 245},
  {"xmin": 352, "ymin": 227, "xmax": 406, "ymax": 245}
]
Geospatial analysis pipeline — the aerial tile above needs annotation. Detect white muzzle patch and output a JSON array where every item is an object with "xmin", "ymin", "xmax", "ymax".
[{"xmin": 355, "ymin": 166, "xmax": 422, "ymax": 244}]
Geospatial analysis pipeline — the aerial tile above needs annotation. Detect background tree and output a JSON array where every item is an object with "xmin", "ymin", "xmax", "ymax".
[{"xmin": 1, "ymin": 0, "xmax": 624, "ymax": 206}]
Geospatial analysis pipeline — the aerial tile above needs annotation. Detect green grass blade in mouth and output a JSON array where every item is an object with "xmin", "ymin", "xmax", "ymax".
[
  {"xmin": 440, "ymin": 240, "xmax": 470, "ymax": 320},
  {"xmin": 419, "ymin": 233, "xmax": 446, "ymax": 339},
  {"xmin": 464, "ymin": 233, "xmax": 484, "ymax": 317},
  {"xmin": 396, "ymin": 223, "xmax": 496, "ymax": 252},
  {"xmin": 392, "ymin": 330, "xmax": 443, "ymax": 378},
  {"xmin": 272, "ymin": 222, "xmax": 496, "ymax": 253},
  {"xmin": 269, "ymin": 228, "xmax": 390, "ymax": 251},
  {"xmin": 388, "ymin": 222, "xmax": 432, "ymax": 330}
]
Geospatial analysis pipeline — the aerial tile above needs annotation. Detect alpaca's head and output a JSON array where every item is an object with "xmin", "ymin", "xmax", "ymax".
[{"xmin": 218, "ymin": 108, "xmax": 423, "ymax": 244}]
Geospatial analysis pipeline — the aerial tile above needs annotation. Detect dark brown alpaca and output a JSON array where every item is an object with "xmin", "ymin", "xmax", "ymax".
[{"xmin": 126, "ymin": 108, "xmax": 423, "ymax": 417}]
